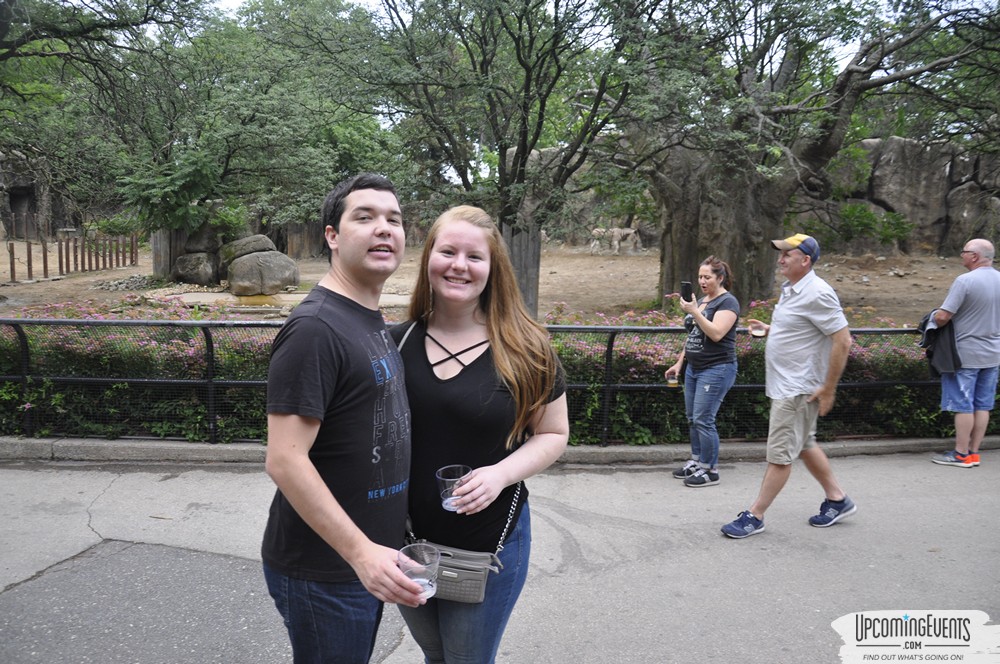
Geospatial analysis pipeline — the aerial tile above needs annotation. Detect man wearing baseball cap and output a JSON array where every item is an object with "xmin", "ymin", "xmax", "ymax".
[{"xmin": 722, "ymin": 234, "xmax": 857, "ymax": 538}]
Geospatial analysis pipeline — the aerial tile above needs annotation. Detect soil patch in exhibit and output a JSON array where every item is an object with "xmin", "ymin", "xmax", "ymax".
[{"xmin": 0, "ymin": 242, "xmax": 966, "ymax": 327}]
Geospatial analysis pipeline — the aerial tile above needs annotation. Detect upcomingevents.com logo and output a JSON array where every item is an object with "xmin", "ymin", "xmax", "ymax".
[
  {"xmin": 856, "ymin": 612, "xmax": 972, "ymax": 644},
  {"xmin": 832, "ymin": 610, "xmax": 1000, "ymax": 663}
]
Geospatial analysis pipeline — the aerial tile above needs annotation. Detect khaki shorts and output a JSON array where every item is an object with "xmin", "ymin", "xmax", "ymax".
[{"xmin": 766, "ymin": 395, "xmax": 819, "ymax": 465}]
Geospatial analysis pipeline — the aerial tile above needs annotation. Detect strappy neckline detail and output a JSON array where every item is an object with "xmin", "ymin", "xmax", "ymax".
[{"xmin": 425, "ymin": 332, "xmax": 489, "ymax": 368}]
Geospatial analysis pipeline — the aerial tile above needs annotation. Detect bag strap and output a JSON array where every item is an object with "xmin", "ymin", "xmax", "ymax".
[
  {"xmin": 397, "ymin": 320, "xmax": 418, "ymax": 350},
  {"xmin": 494, "ymin": 481, "xmax": 521, "ymax": 555}
]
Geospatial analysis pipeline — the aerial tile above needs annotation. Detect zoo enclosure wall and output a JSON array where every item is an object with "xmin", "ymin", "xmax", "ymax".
[{"xmin": 0, "ymin": 320, "xmax": 951, "ymax": 445}]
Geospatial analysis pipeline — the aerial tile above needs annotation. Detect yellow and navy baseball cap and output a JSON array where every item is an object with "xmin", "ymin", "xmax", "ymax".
[{"xmin": 772, "ymin": 233, "xmax": 820, "ymax": 264}]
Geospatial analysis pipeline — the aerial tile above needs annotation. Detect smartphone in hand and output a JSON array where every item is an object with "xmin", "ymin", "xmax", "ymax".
[{"xmin": 680, "ymin": 281, "xmax": 693, "ymax": 301}]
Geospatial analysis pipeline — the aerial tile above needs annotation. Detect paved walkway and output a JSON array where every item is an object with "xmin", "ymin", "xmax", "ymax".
[{"xmin": 2, "ymin": 436, "xmax": 998, "ymax": 663}]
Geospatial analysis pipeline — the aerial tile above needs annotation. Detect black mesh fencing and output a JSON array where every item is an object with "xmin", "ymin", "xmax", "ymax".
[
  {"xmin": 548, "ymin": 325, "xmax": 954, "ymax": 446},
  {"xmin": 1, "ymin": 319, "xmax": 958, "ymax": 445},
  {"xmin": 1, "ymin": 319, "xmax": 279, "ymax": 444}
]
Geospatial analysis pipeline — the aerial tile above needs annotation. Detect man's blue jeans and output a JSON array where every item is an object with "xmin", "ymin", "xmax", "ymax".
[
  {"xmin": 683, "ymin": 361, "xmax": 738, "ymax": 469},
  {"xmin": 263, "ymin": 563, "xmax": 383, "ymax": 664},
  {"xmin": 398, "ymin": 503, "xmax": 531, "ymax": 664}
]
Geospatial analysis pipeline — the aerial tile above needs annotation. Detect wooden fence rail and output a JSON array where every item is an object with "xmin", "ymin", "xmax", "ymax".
[{"xmin": 5, "ymin": 235, "xmax": 139, "ymax": 283}]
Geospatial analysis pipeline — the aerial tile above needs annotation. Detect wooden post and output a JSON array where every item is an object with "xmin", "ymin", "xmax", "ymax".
[
  {"xmin": 42, "ymin": 241, "xmax": 49, "ymax": 278},
  {"xmin": 26, "ymin": 241, "xmax": 33, "ymax": 280},
  {"xmin": 73, "ymin": 238, "xmax": 79, "ymax": 272},
  {"xmin": 151, "ymin": 228, "xmax": 188, "ymax": 279},
  {"xmin": 58, "ymin": 239, "xmax": 65, "ymax": 275},
  {"xmin": 8, "ymin": 242, "xmax": 15, "ymax": 282}
]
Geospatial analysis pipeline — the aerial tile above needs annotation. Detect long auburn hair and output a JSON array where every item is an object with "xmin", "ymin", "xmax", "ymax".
[{"xmin": 407, "ymin": 206, "xmax": 558, "ymax": 450}]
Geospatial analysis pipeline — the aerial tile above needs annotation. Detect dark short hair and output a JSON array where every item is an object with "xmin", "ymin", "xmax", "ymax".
[{"xmin": 320, "ymin": 173, "xmax": 398, "ymax": 233}]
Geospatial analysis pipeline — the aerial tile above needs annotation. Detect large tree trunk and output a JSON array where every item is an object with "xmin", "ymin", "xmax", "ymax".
[
  {"xmin": 634, "ymin": 6, "xmax": 987, "ymax": 309},
  {"xmin": 648, "ymin": 150, "xmax": 799, "ymax": 306},
  {"xmin": 503, "ymin": 224, "xmax": 541, "ymax": 317},
  {"xmin": 499, "ymin": 147, "xmax": 564, "ymax": 318}
]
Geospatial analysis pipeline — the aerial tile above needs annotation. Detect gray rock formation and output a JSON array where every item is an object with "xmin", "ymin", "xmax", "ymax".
[
  {"xmin": 184, "ymin": 223, "xmax": 223, "ymax": 254},
  {"xmin": 800, "ymin": 136, "xmax": 1000, "ymax": 254},
  {"xmin": 217, "ymin": 234, "xmax": 276, "ymax": 280},
  {"xmin": 171, "ymin": 252, "xmax": 219, "ymax": 286},
  {"xmin": 228, "ymin": 251, "xmax": 299, "ymax": 296}
]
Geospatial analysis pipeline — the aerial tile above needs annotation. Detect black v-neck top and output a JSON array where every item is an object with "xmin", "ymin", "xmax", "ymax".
[{"xmin": 391, "ymin": 320, "xmax": 565, "ymax": 551}]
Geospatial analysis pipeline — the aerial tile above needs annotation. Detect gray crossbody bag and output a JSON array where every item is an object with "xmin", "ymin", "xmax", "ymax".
[{"xmin": 405, "ymin": 483, "xmax": 520, "ymax": 603}]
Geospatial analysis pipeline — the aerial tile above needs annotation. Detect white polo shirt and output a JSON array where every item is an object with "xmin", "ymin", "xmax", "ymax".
[{"xmin": 765, "ymin": 269, "xmax": 849, "ymax": 399}]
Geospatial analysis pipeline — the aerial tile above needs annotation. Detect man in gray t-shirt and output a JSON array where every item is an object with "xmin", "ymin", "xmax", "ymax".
[
  {"xmin": 722, "ymin": 234, "xmax": 857, "ymax": 539},
  {"xmin": 930, "ymin": 238, "xmax": 1000, "ymax": 469}
]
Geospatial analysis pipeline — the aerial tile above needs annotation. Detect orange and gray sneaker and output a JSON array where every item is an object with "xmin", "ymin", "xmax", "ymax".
[
  {"xmin": 931, "ymin": 450, "xmax": 974, "ymax": 467},
  {"xmin": 968, "ymin": 453, "xmax": 981, "ymax": 467}
]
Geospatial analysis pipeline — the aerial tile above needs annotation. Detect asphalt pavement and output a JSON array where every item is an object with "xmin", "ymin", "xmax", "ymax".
[{"xmin": 1, "ymin": 436, "xmax": 998, "ymax": 663}]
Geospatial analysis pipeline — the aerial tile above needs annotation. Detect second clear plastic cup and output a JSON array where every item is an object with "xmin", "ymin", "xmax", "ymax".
[
  {"xmin": 398, "ymin": 543, "xmax": 440, "ymax": 600},
  {"xmin": 436, "ymin": 464, "xmax": 472, "ymax": 511}
]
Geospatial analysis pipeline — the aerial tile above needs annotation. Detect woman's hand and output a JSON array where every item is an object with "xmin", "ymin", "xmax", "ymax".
[
  {"xmin": 678, "ymin": 293, "xmax": 698, "ymax": 314},
  {"xmin": 451, "ymin": 465, "xmax": 507, "ymax": 515}
]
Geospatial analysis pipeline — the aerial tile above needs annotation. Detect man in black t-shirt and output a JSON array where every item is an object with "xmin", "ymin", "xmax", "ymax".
[{"xmin": 261, "ymin": 174, "xmax": 423, "ymax": 664}]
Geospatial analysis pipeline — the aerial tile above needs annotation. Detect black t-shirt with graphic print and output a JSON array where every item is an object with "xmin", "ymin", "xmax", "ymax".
[{"xmin": 262, "ymin": 287, "xmax": 411, "ymax": 582}]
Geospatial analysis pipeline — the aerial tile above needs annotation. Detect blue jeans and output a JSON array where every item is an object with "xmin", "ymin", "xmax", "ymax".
[
  {"xmin": 941, "ymin": 366, "xmax": 999, "ymax": 413},
  {"xmin": 398, "ymin": 503, "xmax": 531, "ymax": 664},
  {"xmin": 263, "ymin": 563, "xmax": 383, "ymax": 664},
  {"xmin": 683, "ymin": 361, "xmax": 737, "ymax": 469}
]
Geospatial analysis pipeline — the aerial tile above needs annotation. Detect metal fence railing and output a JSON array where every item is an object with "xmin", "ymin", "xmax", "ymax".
[{"xmin": 1, "ymin": 319, "xmax": 957, "ymax": 445}]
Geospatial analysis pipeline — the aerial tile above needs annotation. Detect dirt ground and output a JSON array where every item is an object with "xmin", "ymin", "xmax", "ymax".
[{"xmin": 0, "ymin": 241, "xmax": 966, "ymax": 326}]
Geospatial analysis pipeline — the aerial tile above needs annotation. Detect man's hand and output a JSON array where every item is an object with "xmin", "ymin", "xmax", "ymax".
[
  {"xmin": 810, "ymin": 327, "xmax": 852, "ymax": 416},
  {"xmin": 351, "ymin": 542, "xmax": 426, "ymax": 607},
  {"xmin": 808, "ymin": 386, "xmax": 837, "ymax": 416}
]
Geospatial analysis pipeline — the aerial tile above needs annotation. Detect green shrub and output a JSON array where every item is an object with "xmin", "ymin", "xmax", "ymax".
[{"xmin": 0, "ymin": 300, "xmax": 975, "ymax": 445}]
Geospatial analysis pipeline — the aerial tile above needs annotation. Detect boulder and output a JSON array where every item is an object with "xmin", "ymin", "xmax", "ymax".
[
  {"xmin": 218, "ymin": 235, "xmax": 276, "ymax": 279},
  {"xmin": 228, "ymin": 251, "xmax": 299, "ymax": 296},
  {"xmin": 867, "ymin": 137, "xmax": 952, "ymax": 249},
  {"xmin": 184, "ymin": 223, "xmax": 222, "ymax": 254},
  {"xmin": 171, "ymin": 252, "xmax": 219, "ymax": 286},
  {"xmin": 945, "ymin": 182, "xmax": 1000, "ymax": 252}
]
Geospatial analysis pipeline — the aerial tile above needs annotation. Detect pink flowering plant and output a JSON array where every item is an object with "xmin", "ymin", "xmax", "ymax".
[
  {"xmin": 1, "ymin": 298, "xmax": 276, "ymax": 442},
  {"xmin": 545, "ymin": 300, "xmax": 956, "ymax": 443},
  {"xmin": 0, "ymin": 295, "xmax": 965, "ymax": 444}
]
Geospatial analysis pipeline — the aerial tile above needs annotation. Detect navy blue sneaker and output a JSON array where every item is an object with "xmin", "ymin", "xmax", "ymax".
[
  {"xmin": 809, "ymin": 496, "xmax": 857, "ymax": 527},
  {"xmin": 684, "ymin": 468, "xmax": 719, "ymax": 487},
  {"xmin": 721, "ymin": 510, "xmax": 764, "ymax": 539},
  {"xmin": 672, "ymin": 459, "xmax": 698, "ymax": 479}
]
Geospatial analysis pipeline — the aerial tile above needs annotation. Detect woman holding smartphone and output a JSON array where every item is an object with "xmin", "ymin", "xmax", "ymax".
[{"xmin": 665, "ymin": 256, "xmax": 740, "ymax": 486}]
